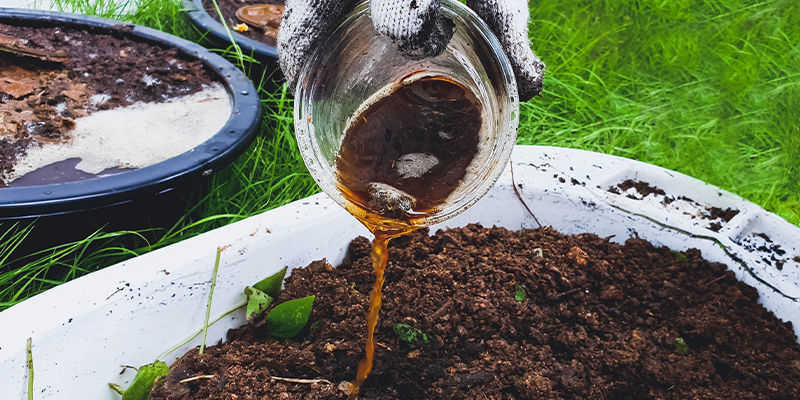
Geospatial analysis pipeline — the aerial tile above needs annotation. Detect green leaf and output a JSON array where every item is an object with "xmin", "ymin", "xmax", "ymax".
[
  {"xmin": 393, "ymin": 323, "xmax": 430, "ymax": 348},
  {"xmin": 253, "ymin": 266, "xmax": 288, "ymax": 298},
  {"xmin": 675, "ymin": 337, "xmax": 689, "ymax": 355},
  {"xmin": 244, "ymin": 286, "xmax": 274, "ymax": 320},
  {"xmin": 115, "ymin": 361, "xmax": 169, "ymax": 400},
  {"xmin": 266, "ymin": 295, "xmax": 315, "ymax": 339},
  {"xmin": 514, "ymin": 284, "xmax": 527, "ymax": 302},
  {"xmin": 671, "ymin": 250, "xmax": 688, "ymax": 261}
]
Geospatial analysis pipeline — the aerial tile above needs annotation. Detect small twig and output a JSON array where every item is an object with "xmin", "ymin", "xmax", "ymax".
[
  {"xmin": 26, "ymin": 338, "xmax": 33, "ymax": 400},
  {"xmin": 704, "ymin": 274, "xmax": 728, "ymax": 288},
  {"xmin": 200, "ymin": 248, "xmax": 223, "ymax": 355},
  {"xmin": 270, "ymin": 376, "xmax": 334, "ymax": 385},
  {"xmin": 510, "ymin": 162, "xmax": 543, "ymax": 228},
  {"xmin": 375, "ymin": 342, "xmax": 392, "ymax": 351},
  {"xmin": 549, "ymin": 287, "xmax": 582, "ymax": 301},
  {"xmin": 179, "ymin": 375, "xmax": 216, "ymax": 384}
]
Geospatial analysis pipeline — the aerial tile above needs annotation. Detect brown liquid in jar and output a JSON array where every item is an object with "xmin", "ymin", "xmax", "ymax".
[
  {"xmin": 335, "ymin": 75, "xmax": 483, "ymax": 398},
  {"xmin": 336, "ymin": 75, "xmax": 483, "ymax": 223}
]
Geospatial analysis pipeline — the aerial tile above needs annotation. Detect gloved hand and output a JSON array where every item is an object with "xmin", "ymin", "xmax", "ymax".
[{"xmin": 277, "ymin": 0, "xmax": 545, "ymax": 101}]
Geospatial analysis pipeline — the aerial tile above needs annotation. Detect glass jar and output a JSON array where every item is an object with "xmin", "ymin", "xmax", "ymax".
[{"xmin": 294, "ymin": 0, "xmax": 519, "ymax": 231}]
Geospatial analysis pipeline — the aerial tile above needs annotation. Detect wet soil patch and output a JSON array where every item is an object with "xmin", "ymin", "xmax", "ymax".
[
  {"xmin": 151, "ymin": 225, "xmax": 800, "ymax": 400},
  {"xmin": 203, "ymin": 0, "xmax": 285, "ymax": 47},
  {"xmin": 0, "ymin": 22, "xmax": 217, "ymax": 186}
]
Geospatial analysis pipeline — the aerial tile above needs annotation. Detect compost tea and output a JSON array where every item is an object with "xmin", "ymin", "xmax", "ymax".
[
  {"xmin": 335, "ymin": 75, "xmax": 482, "ymax": 222},
  {"xmin": 150, "ymin": 225, "xmax": 800, "ymax": 399},
  {"xmin": 329, "ymin": 74, "xmax": 484, "ymax": 396},
  {"xmin": 0, "ymin": 22, "xmax": 229, "ymax": 187}
]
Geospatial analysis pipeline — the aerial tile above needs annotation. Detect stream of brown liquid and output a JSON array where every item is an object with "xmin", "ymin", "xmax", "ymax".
[
  {"xmin": 348, "ymin": 229, "xmax": 408, "ymax": 398},
  {"xmin": 335, "ymin": 75, "xmax": 483, "ymax": 398}
]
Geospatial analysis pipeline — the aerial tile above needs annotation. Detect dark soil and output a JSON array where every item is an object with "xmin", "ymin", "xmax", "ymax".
[
  {"xmin": 607, "ymin": 179, "xmax": 739, "ymax": 231},
  {"xmin": 707, "ymin": 205, "xmax": 740, "ymax": 224},
  {"xmin": 608, "ymin": 178, "xmax": 666, "ymax": 199},
  {"xmin": 0, "ymin": 22, "xmax": 217, "ymax": 186},
  {"xmin": 735, "ymin": 232, "xmax": 792, "ymax": 271},
  {"xmin": 203, "ymin": 0, "xmax": 285, "ymax": 47},
  {"xmin": 150, "ymin": 225, "xmax": 800, "ymax": 400}
]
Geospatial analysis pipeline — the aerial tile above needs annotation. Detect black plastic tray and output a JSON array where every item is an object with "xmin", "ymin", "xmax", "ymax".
[
  {"xmin": 183, "ymin": 0, "xmax": 281, "ymax": 75},
  {"xmin": 0, "ymin": 8, "xmax": 262, "ymax": 220}
]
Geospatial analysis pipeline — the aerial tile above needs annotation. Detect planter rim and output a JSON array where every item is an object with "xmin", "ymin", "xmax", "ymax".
[
  {"xmin": 0, "ymin": 7, "xmax": 262, "ymax": 218},
  {"xmin": 182, "ymin": 0, "xmax": 279, "ymax": 61},
  {"xmin": 0, "ymin": 145, "xmax": 798, "ymax": 399}
]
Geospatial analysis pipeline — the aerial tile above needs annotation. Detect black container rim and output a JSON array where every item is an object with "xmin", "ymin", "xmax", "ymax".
[
  {"xmin": 183, "ymin": 0, "xmax": 279, "ymax": 61},
  {"xmin": 0, "ymin": 8, "xmax": 262, "ymax": 219}
]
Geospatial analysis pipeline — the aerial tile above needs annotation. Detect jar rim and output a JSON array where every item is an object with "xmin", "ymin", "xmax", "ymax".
[{"xmin": 294, "ymin": 0, "xmax": 520, "ymax": 230}]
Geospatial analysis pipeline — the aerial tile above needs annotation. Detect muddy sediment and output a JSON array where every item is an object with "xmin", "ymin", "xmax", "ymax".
[{"xmin": 0, "ymin": 22, "xmax": 219, "ymax": 187}]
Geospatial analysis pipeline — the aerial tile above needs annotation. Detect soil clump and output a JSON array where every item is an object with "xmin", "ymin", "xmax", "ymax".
[{"xmin": 150, "ymin": 225, "xmax": 800, "ymax": 400}]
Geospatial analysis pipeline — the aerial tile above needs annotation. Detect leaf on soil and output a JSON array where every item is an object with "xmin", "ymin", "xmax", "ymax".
[
  {"xmin": 110, "ymin": 361, "xmax": 169, "ymax": 400},
  {"xmin": 393, "ymin": 323, "xmax": 430, "ymax": 348},
  {"xmin": 671, "ymin": 250, "xmax": 688, "ymax": 261},
  {"xmin": 675, "ymin": 337, "xmax": 689, "ymax": 355},
  {"xmin": 514, "ymin": 284, "xmax": 528, "ymax": 302},
  {"xmin": 266, "ymin": 295, "xmax": 315, "ymax": 339},
  {"xmin": 253, "ymin": 266, "xmax": 288, "ymax": 298},
  {"xmin": 244, "ymin": 286, "xmax": 273, "ymax": 320}
]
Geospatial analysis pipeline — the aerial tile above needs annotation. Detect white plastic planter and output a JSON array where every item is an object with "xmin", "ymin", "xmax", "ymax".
[{"xmin": 0, "ymin": 145, "xmax": 797, "ymax": 399}]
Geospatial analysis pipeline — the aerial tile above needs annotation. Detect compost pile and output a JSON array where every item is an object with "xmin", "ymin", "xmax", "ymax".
[
  {"xmin": 0, "ymin": 22, "xmax": 216, "ymax": 186},
  {"xmin": 150, "ymin": 225, "xmax": 800, "ymax": 399}
]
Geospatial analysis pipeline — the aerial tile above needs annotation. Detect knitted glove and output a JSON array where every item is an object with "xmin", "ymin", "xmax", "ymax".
[{"xmin": 277, "ymin": 0, "xmax": 545, "ymax": 101}]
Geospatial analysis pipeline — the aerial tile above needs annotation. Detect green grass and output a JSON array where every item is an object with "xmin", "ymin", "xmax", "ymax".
[
  {"xmin": 1, "ymin": 0, "xmax": 797, "ymax": 309},
  {"xmin": 522, "ymin": 0, "xmax": 800, "ymax": 224}
]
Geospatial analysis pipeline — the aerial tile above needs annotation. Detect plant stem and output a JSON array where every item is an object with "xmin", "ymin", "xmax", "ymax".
[
  {"xmin": 199, "ymin": 247, "xmax": 223, "ymax": 355},
  {"xmin": 209, "ymin": 0, "xmax": 245, "ymax": 68},
  {"xmin": 26, "ymin": 337, "xmax": 33, "ymax": 400},
  {"xmin": 107, "ymin": 383, "xmax": 125, "ymax": 395},
  {"xmin": 157, "ymin": 299, "xmax": 246, "ymax": 361}
]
